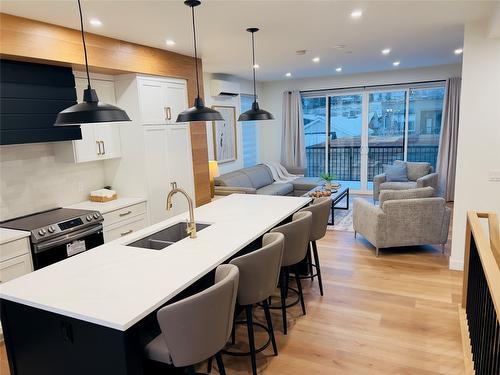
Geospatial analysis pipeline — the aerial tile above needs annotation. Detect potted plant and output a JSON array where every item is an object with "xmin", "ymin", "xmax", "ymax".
[{"xmin": 319, "ymin": 172, "xmax": 336, "ymax": 191}]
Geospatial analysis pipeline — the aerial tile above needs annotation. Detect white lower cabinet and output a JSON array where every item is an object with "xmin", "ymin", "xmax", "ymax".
[
  {"xmin": 104, "ymin": 215, "xmax": 148, "ymax": 243},
  {"xmin": 0, "ymin": 236, "xmax": 32, "ymax": 339},
  {"xmin": 101, "ymin": 202, "xmax": 148, "ymax": 242}
]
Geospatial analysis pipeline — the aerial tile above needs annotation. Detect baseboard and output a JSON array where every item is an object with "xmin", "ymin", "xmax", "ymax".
[
  {"xmin": 449, "ymin": 258, "xmax": 464, "ymax": 270},
  {"xmin": 458, "ymin": 306, "xmax": 475, "ymax": 374}
]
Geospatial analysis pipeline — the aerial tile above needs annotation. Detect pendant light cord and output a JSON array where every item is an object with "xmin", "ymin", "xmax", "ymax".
[
  {"xmin": 191, "ymin": 5, "xmax": 201, "ymax": 99},
  {"xmin": 251, "ymin": 31, "xmax": 257, "ymax": 102},
  {"xmin": 77, "ymin": 0, "xmax": 91, "ymax": 89}
]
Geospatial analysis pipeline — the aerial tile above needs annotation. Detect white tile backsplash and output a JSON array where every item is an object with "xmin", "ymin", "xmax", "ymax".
[{"xmin": 0, "ymin": 143, "xmax": 105, "ymax": 221}]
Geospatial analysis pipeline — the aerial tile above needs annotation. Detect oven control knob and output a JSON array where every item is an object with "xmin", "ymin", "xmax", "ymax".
[
  {"xmin": 38, "ymin": 229, "xmax": 46, "ymax": 236},
  {"xmin": 86, "ymin": 215, "xmax": 92, "ymax": 222},
  {"xmin": 93, "ymin": 213, "xmax": 100, "ymax": 219},
  {"xmin": 47, "ymin": 226, "xmax": 55, "ymax": 233}
]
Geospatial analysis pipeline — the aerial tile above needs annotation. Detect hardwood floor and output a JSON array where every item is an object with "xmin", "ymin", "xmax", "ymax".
[{"xmin": 0, "ymin": 230, "xmax": 464, "ymax": 374}]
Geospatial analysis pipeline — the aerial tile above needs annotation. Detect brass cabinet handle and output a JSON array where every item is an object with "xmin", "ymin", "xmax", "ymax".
[
  {"xmin": 101, "ymin": 141, "xmax": 106, "ymax": 155},
  {"xmin": 165, "ymin": 106, "xmax": 172, "ymax": 121},
  {"xmin": 119, "ymin": 210, "xmax": 132, "ymax": 217},
  {"xmin": 120, "ymin": 229, "xmax": 133, "ymax": 236},
  {"xmin": 96, "ymin": 140, "xmax": 102, "ymax": 155}
]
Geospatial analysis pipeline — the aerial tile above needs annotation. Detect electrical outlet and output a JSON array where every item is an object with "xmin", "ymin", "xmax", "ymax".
[
  {"xmin": 77, "ymin": 181, "xmax": 85, "ymax": 193},
  {"xmin": 488, "ymin": 170, "xmax": 500, "ymax": 182}
]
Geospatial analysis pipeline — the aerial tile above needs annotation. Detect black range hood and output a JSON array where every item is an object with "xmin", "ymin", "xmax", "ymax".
[{"xmin": 0, "ymin": 59, "xmax": 82, "ymax": 145}]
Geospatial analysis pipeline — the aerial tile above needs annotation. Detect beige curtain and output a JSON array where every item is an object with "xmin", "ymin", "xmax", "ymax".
[
  {"xmin": 436, "ymin": 77, "xmax": 461, "ymax": 201},
  {"xmin": 281, "ymin": 91, "xmax": 306, "ymax": 168}
]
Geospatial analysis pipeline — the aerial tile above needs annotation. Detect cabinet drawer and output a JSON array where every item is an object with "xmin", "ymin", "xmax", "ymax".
[
  {"xmin": 102, "ymin": 202, "xmax": 147, "ymax": 227},
  {"xmin": 0, "ymin": 237, "xmax": 30, "ymax": 263},
  {"xmin": 0, "ymin": 254, "xmax": 32, "ymax": 283},
  {"xmin": 103, "ymin": 214, "xmax": 148, "ymax": 242}
]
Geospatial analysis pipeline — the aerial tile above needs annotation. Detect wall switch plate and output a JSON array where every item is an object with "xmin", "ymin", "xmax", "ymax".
[{"xmin": 488, "ymin": 170, "xmax": 500, "ymax": 182}]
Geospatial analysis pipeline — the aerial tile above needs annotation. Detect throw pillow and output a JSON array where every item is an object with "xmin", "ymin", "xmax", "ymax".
[{"xmin": 383, "ymin": 163, "xmax": 408, "ymax": 182}]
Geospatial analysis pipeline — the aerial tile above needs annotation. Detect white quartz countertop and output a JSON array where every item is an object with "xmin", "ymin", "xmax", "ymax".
[
  {"xmin": 0, "ymin": 194, "xmax": 310, "ymax": 331},
  {"xmin": 0, "ymin": 228, "xmax": 30, "ymax": 245},
  {"xmin": 65, "ymin": 197, "xmax": 146, "ymax": 214}
]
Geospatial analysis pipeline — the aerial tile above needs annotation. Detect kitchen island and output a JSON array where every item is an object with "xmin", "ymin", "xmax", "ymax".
[{"xmin": 0, "ymin": 194, "xmax": 310, "ymax": 375}]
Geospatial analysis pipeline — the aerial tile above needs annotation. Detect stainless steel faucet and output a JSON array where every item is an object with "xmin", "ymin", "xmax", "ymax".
[{"xmin": 166, "ymin": 182, "xmax": 197, "ymax": 239}]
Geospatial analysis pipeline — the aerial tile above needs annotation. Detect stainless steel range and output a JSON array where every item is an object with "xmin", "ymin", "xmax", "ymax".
[{"xmin": 1, "ymin": 208, "xmax": 104, "ymax": 270}]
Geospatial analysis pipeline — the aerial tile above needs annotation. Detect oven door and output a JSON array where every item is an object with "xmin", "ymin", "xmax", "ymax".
[{"xmin": 31, "ymin": 224, "xmax": 104, "ymax": 270}]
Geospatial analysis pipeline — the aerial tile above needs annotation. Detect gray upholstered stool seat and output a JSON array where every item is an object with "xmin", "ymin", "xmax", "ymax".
[
  {"xmin": 299, "ymin": 197, "xmax": 331, "ymax": 296},
  {"xmin": 145, "ymin": 335, "xmax": 172, "ymax": 364},
  {"xmin": 270, "ymin": 211, "xmax": 313, "ymax": 335},
  {"xmin": 220, "ymin": 232, "xmax": 284, "ymax": 375},
  {"xmin": 144, "ymin": 264, "xmax": 239, "ymax": 375}
]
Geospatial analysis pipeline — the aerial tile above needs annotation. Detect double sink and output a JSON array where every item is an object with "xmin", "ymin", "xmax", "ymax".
[{"xmin": 127, "ymin": 222, "xmax": 211, "ymax": 250}]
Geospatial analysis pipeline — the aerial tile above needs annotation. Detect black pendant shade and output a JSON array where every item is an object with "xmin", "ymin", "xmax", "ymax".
[
  {"xmin": 177, "ymin": 0, "xmax": 223, "ymax": 123},
  {"xmin": 55, "ymin": 88, "xmax": 130, "ymax": 125},
  {"xmin": 238, "ymin": 27, "xmax": 274, "ymax": 122},
  {"xmin": 55, "ymin": 0, "xmax": 130, "ymax": 127},
  {"xmin": 239, "ymin": 101, "xmax": 274, "ymax": 121}
]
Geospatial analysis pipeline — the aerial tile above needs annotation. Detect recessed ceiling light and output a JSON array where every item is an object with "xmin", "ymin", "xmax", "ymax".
[
  {"xmin": 286, "ymin": 72, "xmax": 292, "ymax": 77},
  {"xmin": 350, "ymin": 10, "xmax": 363, "ymax": 18},
  {"xmin": 89, "ymin": 18, "xmax": 102, "ymax": 27},
  {"xmin": 334, "ymin": 44, "xmax": 346, "ymax": 50},
  {"xmin": 312, "ymin": 57, "xmax": 320, "ymax": 63},
  {"xmin": 393, "ymin": 61, "xmax": 400, "ymax": 67},
  {"xmin": 166, "ymin": 39, "xmax": 176, "ymax": 46},
  {"xmin": 335, "ymin": 67, "xmax": 342, "ymax": 72},
  {"xmin": 454, "ymin": 48, "xmax": 463, "ymax": 55},
  {"xmin": 253, "ymin": 64, "xmax": 260, "ymax": 69},
  {"xmin": 382, "ymin": 48, "xmax": 391, "ymax": 55}
]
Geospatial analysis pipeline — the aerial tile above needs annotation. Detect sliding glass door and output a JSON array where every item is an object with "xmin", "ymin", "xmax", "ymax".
[
  {"xmin": 301, "ymin": 83, "xmax": 445, "ymax": 193},
  {"xmin": 329, "ymin": 94, "xmax": 363, "ymax": 190},
  {"xmin": 367, "ymin": 90, "xmax": 406, "ymax": 186}
]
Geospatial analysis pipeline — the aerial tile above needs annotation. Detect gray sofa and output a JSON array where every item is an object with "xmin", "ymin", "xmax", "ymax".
[
  {"xmin": 353, "ymin": 187, "xmax": 451, "ymax": 256},
  {"xmin": 373, "ymin": 160, "xmax": 438, "ymax": 201},
  {"xmin": 214, "ymin": 164, "xmax": 321, "ymax": 197}
]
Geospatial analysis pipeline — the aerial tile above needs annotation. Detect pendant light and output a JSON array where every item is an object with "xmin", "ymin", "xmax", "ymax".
[
  {"xmin": 177, "ymin": 0, "xmax": 223, "ymax": 123},
  {"xmin": 55, "ymin": 0, "xmax": 130, "ymax": 126},
  {"xmin": 238, "ymin": 28, "xmax": 274, "ymax": 122}
]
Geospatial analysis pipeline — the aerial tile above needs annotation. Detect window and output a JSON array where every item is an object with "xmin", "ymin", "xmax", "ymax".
[
  {"xmin": 240, "ymin": 95, "xmax": 258, "ymax": 167},
  {"xmin": 301, "ymin": 83, "xmax": 445, "ymax": 191}
]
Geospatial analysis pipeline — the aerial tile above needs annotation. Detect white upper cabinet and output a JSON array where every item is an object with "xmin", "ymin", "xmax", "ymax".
[
  {"xmin": 138, "ymin": 77, "xmax": 188, "ymax": 125},
  {"xmin": 56, "ymin": 74, "xmax": 123, "ymax": 163}
]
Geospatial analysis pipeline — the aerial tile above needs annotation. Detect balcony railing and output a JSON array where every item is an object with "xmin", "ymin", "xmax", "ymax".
[{"xmin": 305, "ymin": 145, "xmax": 439, "ymax": 180}]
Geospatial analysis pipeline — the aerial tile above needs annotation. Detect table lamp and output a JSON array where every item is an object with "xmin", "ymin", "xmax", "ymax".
[{"xmin": 208, "ymin": 160, "xmax": 220, "ymax": 198}]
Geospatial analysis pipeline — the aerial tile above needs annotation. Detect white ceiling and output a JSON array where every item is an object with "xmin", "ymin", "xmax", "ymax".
[{"xmin": 0, "ymin": 1, "xmax": 496, "ymax": 81}]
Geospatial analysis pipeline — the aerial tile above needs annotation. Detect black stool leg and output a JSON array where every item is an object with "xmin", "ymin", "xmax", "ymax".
[
  {"xmin": 185, "ymin": 365, "xmax": 196, "ymax": 375},
  {"xmin": 306, "ymin": 243, "xmax": 314, "ymax": 280},
  {"xmin": 215, "ymin": 352, "xmax": 226, "ymax": 375},
  {"xmin": 312, "ymin": 240, "xmax": 324, "ymax": 296},
  {"xmin": 245, "ymin": 305, "xmax": 258, "ymax": 375},
  {"xmin": 231, "ymin": 319, "xmax": 236, "ymax": 345},
  {"xmin": 294, "ymin": 264, "xmax": 306, "ymax": 315},
  {"xmin": 263, "ymin": 299, "xmax": 278, "ymax": 356},
  {"xmin": 279, "ymin": 269, "xmax": 288, "ymax": 335},
  {"xmin": 207, "ymin": 356, "xmax": 213, "ymax": 373}
]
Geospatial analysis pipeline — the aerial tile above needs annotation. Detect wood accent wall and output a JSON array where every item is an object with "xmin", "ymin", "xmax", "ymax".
[{"xmin": 0, "ymin": 13, "xmax": 211, "ymax": 206}]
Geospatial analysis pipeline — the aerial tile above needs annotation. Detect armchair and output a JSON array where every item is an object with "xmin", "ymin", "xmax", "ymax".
[
  {"xmin": 354, "ymin": 187, "xmax": 451, "ymax": 256},
  {"xmin": 373, "ymin": 160, "xmax": 438, "ymax": 201}
]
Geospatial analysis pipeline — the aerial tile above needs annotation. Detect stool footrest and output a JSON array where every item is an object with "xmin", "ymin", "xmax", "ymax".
[{"xmin": 223, "ymin": 321, "xmax": 272, "ymax": 356}]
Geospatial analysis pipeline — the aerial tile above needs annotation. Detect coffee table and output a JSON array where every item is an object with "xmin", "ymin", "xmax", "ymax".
[{"xmin": 303, "ymin": 186, "xmax": 350, "ymax": 225}]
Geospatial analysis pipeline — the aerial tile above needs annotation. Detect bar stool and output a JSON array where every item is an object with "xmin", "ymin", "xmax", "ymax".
[
  {"xmin": 299, "ymin": 197, "xmax": 331, "ymax": 296},
  {"xmin": 144, "ymin": 264, "xmax": 239, "ymax": 375},
  {"xmin": 219, "ymin": 232, "xmax": 284, "ymax": 375},
  {"xmin": 270, "ymin": 211, "xmax": 312, "ymax": 335}
]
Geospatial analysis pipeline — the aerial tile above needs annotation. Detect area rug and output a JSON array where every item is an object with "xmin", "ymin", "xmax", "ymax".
[{"xmin": 327, "ymin": 195, "xmax": 373, "ymax": 232}]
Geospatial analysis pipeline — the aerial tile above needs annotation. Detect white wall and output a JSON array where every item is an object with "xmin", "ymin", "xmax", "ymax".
[
  {"xmin": 0, "ymin": 143, "xmax": 105, "ymax": 221},
  {"xmin": 203, "ymin": 73, "xmax": 262, "ymax": 174},
  {"xmin": 449, "ymin": 21, "xmax": 500, "ymax": 270},
  {"xmin": 259, "ymin": 64, "xmax": 462, "ymax": 163}
]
